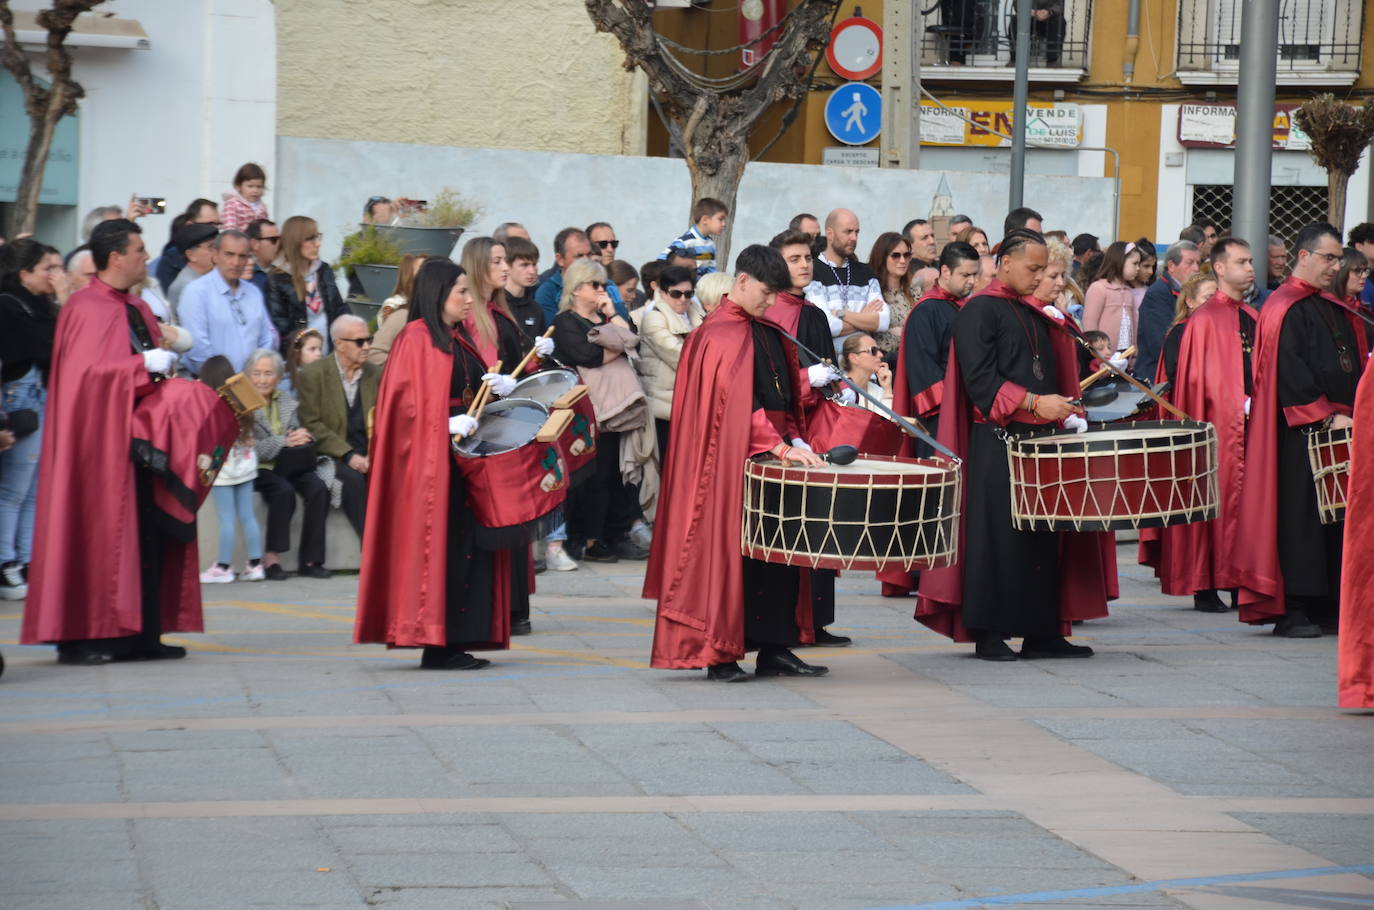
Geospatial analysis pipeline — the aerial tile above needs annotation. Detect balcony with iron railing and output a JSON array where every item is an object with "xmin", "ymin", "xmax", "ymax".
[
  {"xmin": 919, "ymin": 0, "xmax": 1092, "ymax": 82},
  {"xmin": 1177, "ymin": 0, "xmax": 1363, "ymax": 84}
]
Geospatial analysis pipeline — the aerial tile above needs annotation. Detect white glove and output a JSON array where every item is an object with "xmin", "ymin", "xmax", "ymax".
[
  {"xmin": 1042, "ymin": 305, "xmax": 1066, "ymax": 322},
  {"xmin": 532, "ymin": 336, "xmax": 555, "ymax": 358},
  {"xmin": 481, "ymin": 372, "xmax": 517, "ymax": 397},
  {"xmin": 142, "ymin": 348, "xmax": 177, "ymax": 374},
  {"xmin": 835, "ymin": 386, "xmax": 858, "ymax": 405},
  {"xmin": 448, "ymin": 414, "xmax": 479, "ymax": 437},
  {"xmin": 1108, "ymin": 352, "xmax": 1130, "ymax": 371},
  {"xmin": 790, "ymin": 437, "xmax": 813, "ymax": 453},
  {"xmin": 1244, "ymin": 397, "xmax": 1251, "ymax": 416},
  {"xmin": 808, "ymin": 363, "xmax": 842, "ymax": 387},
  {"xmin": 1063, "ymin": 413, "xmax": 1088, "ymax": 434}
]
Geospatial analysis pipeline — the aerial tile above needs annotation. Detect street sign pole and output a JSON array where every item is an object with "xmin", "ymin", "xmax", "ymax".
[
  {"xmin": 1233, "ymin": 0, "xmax": 1279, "ymax": 252},
  {"xmin": 882, "ymin": 0, "xmax": 920, "ymax": 169},
  {"xmin": 1009, "ymin": 0, "xmax": 1032, "ymax": 210}
]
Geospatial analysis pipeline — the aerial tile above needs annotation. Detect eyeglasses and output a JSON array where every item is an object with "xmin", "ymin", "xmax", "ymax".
[
  {"xmin": 259, "ymin": 236, "xmax": 281, "ymax": 244},
  {"xmin": 1354, "ymin": 267, "xmax": 1372, "ymax": 276},
  {"xmin": 593, "ymin": 239, "xmax": 620, "ymax": 250},
  {"xmin": 889, "ymin": 251, "xmax": 912, "ymax": 260},
  {"xmin": 1310, "ymin": 251, "xmax": 1342, "ymax": 264},
  {"xmin": 305, "ymin": 233, "xmax": 323, "ymax": 243},
  {"xmin": 861, "ymin": 346, "xmax": 881, "ymax": 356},
  {"xmin": 587, "ymin": 281, "xmax": 605, "ymax": 290},
  {"xmin": 340, "ymin": 336, "xmax": 374, "ymax": 347},
  {"xmin": 664, "ymin": 288, "xmax": 693, "ymax": 300}
]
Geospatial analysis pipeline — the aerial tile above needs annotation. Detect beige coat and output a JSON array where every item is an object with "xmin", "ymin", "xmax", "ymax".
[{"xmin": 638, "ymin": 303, "xmax": 703, "ymax": 421}]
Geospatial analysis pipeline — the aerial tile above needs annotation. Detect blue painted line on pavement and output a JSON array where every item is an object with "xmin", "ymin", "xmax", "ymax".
[{"xmin": 862, "ymin": 864, "xmax": 1374, "ymax": 910}]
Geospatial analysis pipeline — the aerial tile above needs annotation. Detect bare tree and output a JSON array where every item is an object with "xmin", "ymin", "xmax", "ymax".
[
  {"xmin": 0, "ymin": 0, "xmax": 106, "ymax": 238},
  {"xmin": 586, "ymin": 0, "xmax": 840, "ymax": 263},
  {"xmin": 1293, "ymin": 95, "xmax": 1374, "ymax": 233}
]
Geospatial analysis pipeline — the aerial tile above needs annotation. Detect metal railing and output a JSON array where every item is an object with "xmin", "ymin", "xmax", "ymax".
[
  {"xmin": 919, "ymin": 0, "xmax": 1092, "ymax": 70},
  {"xmin": 1177, "ymin": 0, "xmax": 1363, "ymax": 74}
]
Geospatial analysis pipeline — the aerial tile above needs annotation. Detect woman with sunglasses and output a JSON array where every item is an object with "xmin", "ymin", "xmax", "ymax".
[
  {"xmin": 867, "ymin": 231, "xmax": 919, "ymax": 368},
  {"xmin": 356, "ymin": 259, "xmax": 526, "ymax": 671},
  {"xmin": 638, "ymin": 266, "xmax": 700, "ymax": 464},
  {"xmin": 266, "ymin": 215, "xmax": 348, "ymax": 355},
  {"xmin": 552, "ymin": 259, "xmax": 648, "ymax": 563},
  {"xmin": 840, "ymin": 334, "xmax": 893, "ymax": 412}
]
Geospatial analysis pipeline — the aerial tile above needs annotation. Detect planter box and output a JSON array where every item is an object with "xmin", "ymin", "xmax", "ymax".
[
  {"xmin": 367, "ymin": 224, "xmax": 465, "ymax": 258},
  {"xmin": 353, "ymin": 263, "xmax": 398, "ymax": 303},
  {"xmin": 348, "ymin": 299, "xmax": 381, "ymax": 326}
]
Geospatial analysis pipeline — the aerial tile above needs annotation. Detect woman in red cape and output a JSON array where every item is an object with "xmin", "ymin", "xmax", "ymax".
[
  {"xmin": 916, "ymin": 234, "xmax": 1114, "ymax": 657},
  {"xmin": 1339, "ymin": 366, "xmax": 1374, "ymax": 707},
  {"xmin": 354, "ymin": 259, "xmax": 525, "ymax": 670}
]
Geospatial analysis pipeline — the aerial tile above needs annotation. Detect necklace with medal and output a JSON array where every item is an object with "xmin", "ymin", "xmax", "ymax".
[
  {"xmin": 824, "ymin": 253, "xmax": 852, "ymax": 313},
  {"xmin": 1008, "ymin": 300, "xmax": 1046, "ymax": 381},
  {"xmin": 754, "ymin": 324, "xmax": 787, "ymax": 399},
  {"xmin": 1313, "ymin": 297, "xmax": 1355, "ymax": 374}
]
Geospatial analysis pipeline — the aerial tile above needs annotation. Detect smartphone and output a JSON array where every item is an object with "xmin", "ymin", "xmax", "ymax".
[{"xmin": 136, "ymin": 197, "xmax": 167, "ymax": 214}]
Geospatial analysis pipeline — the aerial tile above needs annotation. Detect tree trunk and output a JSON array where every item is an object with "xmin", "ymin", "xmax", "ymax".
[
  {"xmin": 681, "ymin": 97, "xmax": 752, "ymax": 267},
  {"xmin": 1327, "ymin": 169, "xmax": 1348, "ymax": 234},
  {"xmin": 8, "ymin": 86, "xmax": 65, "ymax": 239}
]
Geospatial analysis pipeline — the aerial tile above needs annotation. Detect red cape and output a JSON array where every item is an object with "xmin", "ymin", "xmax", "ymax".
[
  {"xmin": 354, "ymin": 320, "xmax": 511, "ymax": 649},
  {"xmin": 1138, "ymin": 292, "xmax": 1257, "ymax": 594},
  {"xmin": 23, "ymin": 279, "xmax": 208, "ymax": 643},
  {"xmin": 893, "ymin": 284, "xmax": 962, "ymax": 420},
  {"xmin": 1340, "ymin": 367, "xmax": 1374, "ymax": 707},
  {"xmin": 765, "ymin": 290, "xmax": 805, "ymax": 335},
  {"xmin": 1234, "ymin": 277, "xmax": 1369, "ymax": 624},
  {"xmin": 646, "ymin": 299, "xmax": 813, "ymax": 667},
  {"xmin": 915, "ymin": 281, "xmax": 1115, "ymax": 642}
]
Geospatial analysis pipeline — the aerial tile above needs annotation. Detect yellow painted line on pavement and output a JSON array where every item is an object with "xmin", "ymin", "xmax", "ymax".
[{"xmin": 206, "ymin": 600, "xmax": 355, "ymax": 624}]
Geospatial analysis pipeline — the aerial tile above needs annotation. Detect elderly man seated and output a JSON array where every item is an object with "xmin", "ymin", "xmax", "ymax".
[{"xmin": 294, "ymin": 315, "xmax": 380, "ymax": 541}]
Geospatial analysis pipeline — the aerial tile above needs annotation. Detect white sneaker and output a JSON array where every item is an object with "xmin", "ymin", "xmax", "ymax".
[
  {"xmin": 545, "ymin": 545, "xmax": 579, "ymax": 572},
  {"xmin": 0, "ymin": 561, "xmax": 27, "ymax": 600},
  {"xmin": 238, "ymin": 564, "xmax": 266, "ymax": 582},
  {"xmin": 200, "ymin": 565, "xmax": 235, "ymax": 584}
]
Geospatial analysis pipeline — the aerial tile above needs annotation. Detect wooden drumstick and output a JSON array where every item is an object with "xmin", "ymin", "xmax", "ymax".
[
  {"xmin": 454, "ymin": 360, "xmax": 504, "ymax": 446},
  {"xmin": 1080, "ymin": 345, "xmax": 1137, "ymax": 391},
  {"xmin": 1071, "ymin": 337, "xmax": 1193, "ymax": 422},
  {"xmin": 507, "ymin": 326, "xmax": 556, "ymax": 378}
]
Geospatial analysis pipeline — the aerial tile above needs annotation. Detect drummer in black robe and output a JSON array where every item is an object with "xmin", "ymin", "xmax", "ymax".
[
  {"xmin": 917, "ymin": 230, "xmax": 1111, "ymax": 661},
  {"xmin": 894, "ymin": 241, "xmax": 982, "ymax": 456},
  {"xmin": 355, "ymin": 259, "xmax": 531, "ymax": 670},
  {"xmin": 1236, "ymin": 223, "xmax": 1367, "ymax": 638}
]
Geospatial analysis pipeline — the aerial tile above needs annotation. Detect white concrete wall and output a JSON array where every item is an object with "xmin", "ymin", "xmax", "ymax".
[
  {"xmin": 277, "ymin": 136, "xmax": 1119, "ymax": 270},
  {"xmin": 13, "ymin": 0, "xmax": 276, "ymax": 251}
]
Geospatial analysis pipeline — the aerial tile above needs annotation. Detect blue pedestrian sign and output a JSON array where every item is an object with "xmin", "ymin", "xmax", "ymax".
[{"xmin": 824, "ymin": 82, "xmax": 882, "ymax": 146}]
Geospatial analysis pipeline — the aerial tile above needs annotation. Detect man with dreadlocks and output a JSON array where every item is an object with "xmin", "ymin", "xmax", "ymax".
[{"xmin": 916, "ymin": 229, "xmax": 1115, "ymax": 661}]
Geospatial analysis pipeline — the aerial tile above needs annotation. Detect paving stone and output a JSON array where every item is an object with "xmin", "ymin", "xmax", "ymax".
[
  {"xmin": 1233, "ymin": 812, "xmax": 1374, "ymax": 868},
  {"xmin": 346, "ymin": 851, "xmax": 554, "ymax": 888}
]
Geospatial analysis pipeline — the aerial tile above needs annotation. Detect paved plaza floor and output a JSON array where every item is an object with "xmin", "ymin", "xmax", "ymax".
[{"xmin": 1, "ymin": 542, "xmax": 1371, "ymax": 910}]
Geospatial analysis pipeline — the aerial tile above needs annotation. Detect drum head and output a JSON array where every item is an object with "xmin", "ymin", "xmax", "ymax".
[
  {"xmin": 509, "ymin": 370, "xmax": 580, "ymax": 407},
  {"xmin": 453, "ymin": 399, "xmax": 548, "ymax": 457}
]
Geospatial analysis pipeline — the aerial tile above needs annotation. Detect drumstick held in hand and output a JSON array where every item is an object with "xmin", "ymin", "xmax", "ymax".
[
  {"xmin": 508, "ymin": 327, "xmax": 556, "ymax": 378},
  {"xmin": 1080, "ymin": 345, "xmax": 1137, "ymax": 391},
  {"xmin": 453, "ymin": 361, "xmax": 504, "ymax": 446}
]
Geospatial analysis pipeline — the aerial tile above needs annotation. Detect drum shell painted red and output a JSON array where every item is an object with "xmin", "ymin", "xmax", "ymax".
[
  {"xmin": 454, "ymin": 441, "xmax": 568, "ymax": 530},
  {"xmin": 557, "ymin": 395, "xmax": 600, "ymax": 485}
]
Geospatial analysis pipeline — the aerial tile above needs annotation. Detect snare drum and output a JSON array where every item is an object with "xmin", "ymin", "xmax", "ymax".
[
  {"xmin": 1005, "ymin": 420, "xmax": 1217, "ymax": 532},
  {"xmin": 741, "ymin": 455, "xmax": 961, "ymax": 572},
  {"xmin": 1306, "ymin": 425, "xmax": 1351, "ymax": 525},
  {"xmin": 453, "ymin": 398, "xmax": 568, "ymax": 546},
  {"xmin": 511, "ymin": 369, "xmax": 598, "ymax": 482}
]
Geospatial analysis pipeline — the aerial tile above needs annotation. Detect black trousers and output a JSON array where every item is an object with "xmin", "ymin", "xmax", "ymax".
[
  {"xmin": 567, "ymin": 428, "xmax": 637, "ymax": 544},
  {"xmin": 334, "ymin": 459, "xmax": 369, "ymax": 541},
  {"xmin": 655, "ymin": 418, "xmax": 671, "ymax": 468},
  {"xmin": 254, "ymin": 466, "xmax": 328, "ymax": 567}
]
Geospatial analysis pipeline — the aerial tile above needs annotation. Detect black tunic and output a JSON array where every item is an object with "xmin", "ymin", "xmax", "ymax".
[
  {"xmin": 953, "ymin": 294, "xmax": 1063, "ymax": 638},
  {"xmin": 1274, "ymin": 296, "xmax": 1363, "ymax": 606},
  {"xmin": 444, "ymin": 334, "xmax": 532, "ymax": 645},
  {"xmin": 904, "ymin": 295, "xmax": 961, "ymax": 456},
  {"xmin": 1162, "ymin": 321, "xmax": 1186, "ymax": 385},
  {"xmin": 742, "ymin": 322, "xmax": 804, "ymax": 647}
]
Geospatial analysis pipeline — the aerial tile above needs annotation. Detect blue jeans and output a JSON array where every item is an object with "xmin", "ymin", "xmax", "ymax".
[
  {"xmin": 0, "ymin": 366, "xmax": 45, "ymax": 564},
  {"xmin": 211, "ymin": 481, "xmax": 263, "ymax": 565}
]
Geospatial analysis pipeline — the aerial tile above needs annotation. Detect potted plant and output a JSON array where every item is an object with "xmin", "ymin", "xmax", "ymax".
[
  {"xmin": 337, "ymin": 226, "xmax": 404, "ymax": 316},
  {"xmin": 370, "ymin": 187, "xmax": 479, "ymax": 258}
]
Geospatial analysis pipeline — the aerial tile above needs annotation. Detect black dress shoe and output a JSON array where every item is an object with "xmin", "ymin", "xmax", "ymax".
[
  {"xmin": 1273, "ymin": 610, "xmax": 1322, "ymax": 638},
  {"xmin": 511, "ymin": 619, "xmax": 532, "ymax": 636},
  {"xmin": 264, "ymin": 564, "xmax": 289, "ymax": 582},
  {"xmin": 56, "ymin": 646, "xmax": 116, "ymax": 666},
  {"xmin": 974, "ymin": 635, "xmax": 1018, "ymax": 661},
  {"xmin": 1193, "ymin": 589, "xmax": 1228, "ymax": 612},
  {"xmin": 706, "ymin": 661, "xmax": 750, "ymax": 682},
  {"xmin": 298, "ymin": 564, "xmax": 333, "ymax": 579},
  {"xmin": 812, "ymin": 628, "xmax": 852, "ymax": 647},
  {"xmin": 563, "ymin": 539, "xmax": 585, "ymax": 561},
  {"xmin": 581, "ymin": 540, "xmax": 619, "ymax": 563},
  {"xmin": 1020, "ymin": 636, "xmax": 1094, "ymax": 659},
  {"xmin": 137, "ymin": 642, "xmax": 188, "ymax": 661},
  {"xmin": 610, "ymin": 538, "xmax": 649, "ymax": 560},
  {"xmin": 420, "ymin": 648, "xmax": 492, "ymax": 670},
  {"xmin": 755, "ymin": 648, "xmax": 828, "ymax": 677}
]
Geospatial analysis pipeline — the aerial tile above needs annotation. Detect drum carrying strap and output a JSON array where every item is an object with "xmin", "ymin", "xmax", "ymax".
[{"xmin": 770, "ymin": 326, "xmax": 959, "ymax": 461}]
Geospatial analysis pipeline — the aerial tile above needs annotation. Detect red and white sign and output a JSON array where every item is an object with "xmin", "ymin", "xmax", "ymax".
[{"xmin": 826, "ymin": 16, "xmax": 882, "ymax": 81}]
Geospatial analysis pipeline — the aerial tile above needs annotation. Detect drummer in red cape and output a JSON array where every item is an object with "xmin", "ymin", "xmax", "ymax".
[
  {"xmin": 1139, "ymin": 239, "xmax": 1256, "ymax": 613},
  {"xmin": 354, "ymin": 258, "xmax": 547, "ymax": 670},
  {"xmin": 916, "ymin": 230, "xmax": 1116, "ymax": 661},
  {"xmin": 1234, "ymin": 222, "xmax": 1367, "ymax": 639},
  {"xmin": 647, "ymin": 244, "xmax": 838, "ymax": 682}
]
